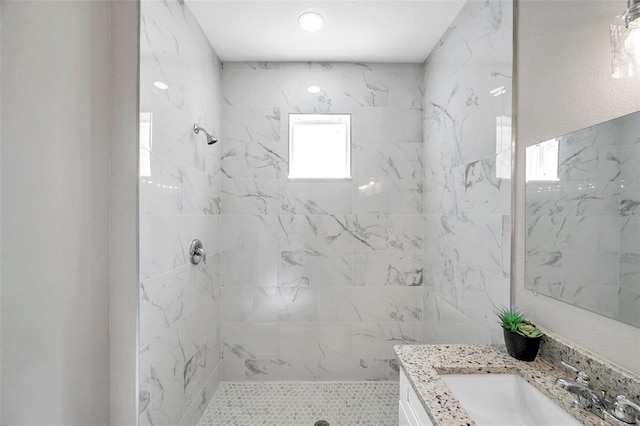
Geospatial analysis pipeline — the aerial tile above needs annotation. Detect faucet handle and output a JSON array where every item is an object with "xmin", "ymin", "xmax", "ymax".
[
  {"xmin": 561, "ymin": 361, "xmax": 591, "ymax": 386},
  {"xmin": 613, "ymin": 395, "xmax": 640, "ymax": 424}
]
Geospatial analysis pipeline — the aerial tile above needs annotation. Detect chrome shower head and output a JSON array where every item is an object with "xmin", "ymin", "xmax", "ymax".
[{"xmin": 193, "ymin": 123, "xmax": 218, "ymax": 145}]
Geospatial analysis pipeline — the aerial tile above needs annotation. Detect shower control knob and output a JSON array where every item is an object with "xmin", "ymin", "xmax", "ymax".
[{"xmin": 190, "ymin": 239, "xmax": 206, "ymax": 265}]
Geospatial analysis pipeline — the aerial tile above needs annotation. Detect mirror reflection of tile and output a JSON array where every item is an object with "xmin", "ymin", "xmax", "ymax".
[{"xmin": 525, "ymin": 110, "xmax": 640, "ymax": 327}]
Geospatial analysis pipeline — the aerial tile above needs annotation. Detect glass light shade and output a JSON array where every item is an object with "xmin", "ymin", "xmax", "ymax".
[{"xmin": 611, "ymin": 2, "xmax": 640, "ymax": 78}]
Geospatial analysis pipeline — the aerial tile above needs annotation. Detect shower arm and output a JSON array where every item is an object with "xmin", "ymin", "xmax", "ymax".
[{"xmin": 193, "ymin": 123, "xmax": 218, "ymax": 145}]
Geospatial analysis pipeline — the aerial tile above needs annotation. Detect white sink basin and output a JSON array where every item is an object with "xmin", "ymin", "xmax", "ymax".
[{"xmin": 441, "ymin": 374, "xmax": 581, "ymax": 426}]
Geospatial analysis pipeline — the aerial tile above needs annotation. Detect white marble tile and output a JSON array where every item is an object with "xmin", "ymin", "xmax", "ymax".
[
  {"xmin": 390, "ymin": 180, "xmax": 425, "ymax": 214},
  {"xmin": 221, "ymin": 287, "xmax": 245, "ymax": 322},
  {"xmin": 140, "ymin": 1, "xmax": 222, "ymax": 412},
  {"xmin": 456, "ymin": 268, "xmax": 509, "ymax": 331},
  {"xmin": 562, "ymin": 250, "xmax": 619, "ymax": 287},
  {"xmin": 561, "ymin": 181, "xmax": 621, "ymax": 216},
  {"xmin": 429, "ymin": 214, "xmax": 504, "ymax": 277},
  {"xmin": 183, "ymin": 343, "xmax": 208, "ymax": 410},
  {"xmin": 140, "ymin": 3, "xmax": 222, "ymax": 422},
  {"xmin": 219, "ymin": 61, "xmax": 428, "ymax": 380},
  {"xmin": 140, "ymin": 375, "xmax": 185, "ymax": 426},
  {"xmin": 222, "ymin": 106, "xmax": 280, "ymax": 143},
  {"xmin": 353, "ymin": 178, "xmax": 391, "ymax": 214},
  {"xmin": 222, "ymin": 323, "xmax": 280, "ymax": 360},
  {"xmin": 279, "ymin": 250, "xmax": 353, "ymax": 287},
  {"xmin": 619, "ymin": 287, "xmax": 640, "ymax": 325},
  {"xmin": 526, "ymin": 215, "xmax": 599, "ymax": 252},
  {"xmin": 281, "ymin": 180, "xmax": 352, "ymax": 215},
  {"xmin": 352, "ymin": 107, "xmax": 423, "ymax": 145},
  {"xmin": 423, "ymin": 169, "xmax": 462, "ymax": 215},
  {"xmin": 353, "ymin": 143, "xmax": 424, "ymax": 179},
  {"xmin": 318, "ymin": 214, "xmax": 422, "ymax": 251},
  {"xmin": 280, "ymin": 323, "xmax": 352, "ymax": 360},
  {"xmin": 140, "ymin": 1, "xmax": 220, "ymax": 173},
  {"xmin": 422, "ymin": 291, "xmax": 500, "ymax": 344},
  {"xmin": 353, "ymin": 179, "xmax": 424, "ymax": 214},
  {"xmin": 315, "ymin": 358, "xmax": 399, "ymax": 381},
  {"xmin": 220, "ymin": 141, "xmax": 245, "ymax": 179},
  {"xmin": 139, "ymin": 344, "xmax": 152, "ymax": 415},
  {"xmin": 525, "ymin": 250, "xmax": 563, "ymax": 291},
  {"xmin": 245, "ymin": 359, "xmax": 318, "ymax": 381},
  {"xmin": 221, "ymin": 250, "xmax": 278, "ymax": 287},
  {"xmin": 353, "ymin": 251, "xmax": 423, "ymax": 286},
  {"xmin": 222, "ymin": 141, "xmax": 288, "ymax": 179},
  {"xmin": 140, "ymin": 151, "xmax": 219, "ymax": 216},
  {"xmin": 318, "ymin": 215, "xmax": 388, "ymax": 250},
  {"xmin": 180, "ymin": 366, "xmax": 220, "ymax": 426},
  {"xmin": 221, "ymin": 178, "xmax": 280, "ymax": 214},
  {"xmin": 597, "ymin": 216, "xmax": 621, "ymax": 251},
  {"xmin": 620, "ymin": 253, "xmax": 640, "ymax": 291},
  {"xmin": 620, "ymin": 216, "xmax": 640, "ymax": 254},
  {"xmin": 317, "ymin": 287, "xmax": 423, "ymax": 322},
  {"xmin": 420, "ymin": 0, "xmax": 512, "ymax": 346},
  {"xmin": 219, "ymin": 214, "xmax": 246, "ymax": 251},
  {"xmin": 463, "ymin": 155, "xmax": 511, "ymax": 214},
  {"xmin": 140, "ymin": 266, "xmax": 188, "ymax": 347},
  {"xmin": 246, "ymin": 287, "xmax": 318, "ymax": 323},
  {"xmin": 140, "ymin": 215, "xmax": 218, "ymax": 280},
  {"xmin": 220, "ymin": 359, "xmax": 246, "ymax": 382},
  {"xmin": 558, "ymin": 138, "xmax": 599, "ymax": 182},
  {"xmin": 225, "ymin": 214, "xmax": 318, "ymax": 251},
  {"xmin": 140, "ymin": 215, "xmax": 182, "ymax": 280},
  {"xmin": 352, "ymin": 322, "xmax": 422, "ymax": 359}
]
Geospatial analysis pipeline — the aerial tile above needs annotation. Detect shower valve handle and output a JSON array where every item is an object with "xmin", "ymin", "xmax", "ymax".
[{"xmin": 190, "ymin": 239, "xmax": 206, "ymax": 265}]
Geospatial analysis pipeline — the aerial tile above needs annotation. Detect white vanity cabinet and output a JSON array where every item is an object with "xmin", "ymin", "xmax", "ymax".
[{"xmin": 399, "ymin": 369, "xmax": 434, "ymax": 426}]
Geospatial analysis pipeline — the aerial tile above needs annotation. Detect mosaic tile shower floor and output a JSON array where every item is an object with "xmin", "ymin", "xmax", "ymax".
[{"xmin": 197, "ymin": 381, "xmax": 399, "ymax": 426}]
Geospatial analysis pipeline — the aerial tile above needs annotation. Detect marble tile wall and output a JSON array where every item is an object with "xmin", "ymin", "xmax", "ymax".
[
  {"xmin": 422, "ymin": 0, "xmax": 513, "ymax": 343},
  {"xmin": 526, "ymin": 112, "xmax": 640, "ymax": 326},
  {"xmin": 139, "ymin": 1, "xmax": 222, "ymax": 425},
  {"xmin": 220, "ymin": 62, "xmax": 424, "ymax": 381}
]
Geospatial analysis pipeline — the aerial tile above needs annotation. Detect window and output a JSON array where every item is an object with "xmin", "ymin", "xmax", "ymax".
[
  {"xmin": 526, "ymin": 138, "xmax": 559, "ymax": 182},
  {"xmin": 288, "ymin": 113, "xmax": 351, "ymax": 179}
]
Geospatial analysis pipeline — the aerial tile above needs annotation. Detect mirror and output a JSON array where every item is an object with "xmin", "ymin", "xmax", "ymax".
[{"xmin": 525, "ymin": 111, "xmax": 640, "ymax": 327}]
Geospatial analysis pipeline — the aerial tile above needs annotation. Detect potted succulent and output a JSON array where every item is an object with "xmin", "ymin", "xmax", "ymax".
[{"xmin": 496, "ymin": 307, "xmax": 543, "ymax": 362}]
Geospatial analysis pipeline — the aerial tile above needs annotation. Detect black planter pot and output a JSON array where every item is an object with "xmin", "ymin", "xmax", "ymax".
[{"xmin": 503, "ymin": 328, "xmax": 541, "ymax": 362}]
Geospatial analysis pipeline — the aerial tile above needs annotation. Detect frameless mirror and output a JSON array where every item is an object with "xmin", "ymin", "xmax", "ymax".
[{"xmin": 525, "ymin": 110, "xmax": 640, "ymax": 328}]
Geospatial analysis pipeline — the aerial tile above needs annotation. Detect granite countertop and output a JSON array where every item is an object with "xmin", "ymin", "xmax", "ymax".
[{"xmin": 395, "ymin": 344, "xmax": 608, "ymax": 426}]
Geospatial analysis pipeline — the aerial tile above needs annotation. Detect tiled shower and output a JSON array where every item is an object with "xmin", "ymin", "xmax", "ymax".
[{"xmin": 138, "ymin": 0, "xmax": 512, "ymax": 424}]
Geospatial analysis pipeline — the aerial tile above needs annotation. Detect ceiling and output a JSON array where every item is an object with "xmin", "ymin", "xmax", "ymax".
[{"xmin": 184, "ymin": 1, "xmax": 467, "ymax": 63}]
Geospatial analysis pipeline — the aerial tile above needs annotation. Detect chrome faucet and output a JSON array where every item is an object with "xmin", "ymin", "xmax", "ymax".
[
  {"xmin": 555, "ymin": 361, "xmax": 640, "ymax": 426},
  {"xmin": 555, "ymin": 378, "xmax": 606, "ymax": 411},
  {"xmin": 612, "ymin": 395, "xmax": 640, "ymax": 425}
]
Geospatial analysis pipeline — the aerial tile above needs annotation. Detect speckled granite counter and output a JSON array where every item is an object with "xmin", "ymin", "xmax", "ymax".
[{"xmin": 395, "ymin": 344, "xmax": 611, "ymax": 426}]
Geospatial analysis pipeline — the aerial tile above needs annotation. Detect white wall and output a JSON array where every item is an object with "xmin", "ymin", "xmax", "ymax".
[
  {"xmin": 0, "ymin": 2, "xmax": 3, "ymax": 418},
  {"xmin": 516, "ymin": 0, "xmax": 640, "ymax": 374},
  {"xmin": 1, "ymin": 2, "xmax": 111, "ymax": 424},
  {"xmin": 110, "ymin": 2, "xmax": 140, "ymax": 425}
]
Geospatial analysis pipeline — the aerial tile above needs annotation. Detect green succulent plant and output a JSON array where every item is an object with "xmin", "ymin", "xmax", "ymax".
[{"xmin": 496, "ymin": 307, "xmax": 543, "ymax": 338}]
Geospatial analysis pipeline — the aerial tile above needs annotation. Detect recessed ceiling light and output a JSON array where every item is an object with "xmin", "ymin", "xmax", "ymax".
[
  {"xmin": 153, "ymin": 81, "xmax": 169, "ymax": 90},
  {"xmin": 299, "ymin": 12, "xmax": 324, "ymax": 31},
  {"xmin": 307, "ymin": 85, "xmax": 321, "ymax": 94}
]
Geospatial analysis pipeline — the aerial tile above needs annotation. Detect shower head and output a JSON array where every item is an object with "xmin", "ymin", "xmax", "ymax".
[{"xmin": 193, "ymin": 123, "xmax": 218, "ymax": 145}]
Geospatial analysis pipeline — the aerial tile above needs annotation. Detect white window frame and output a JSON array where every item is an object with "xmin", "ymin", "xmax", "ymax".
[
  {"xmin": 526, "ymin": 138, "xmax": 560, "ymax": 182},
  {"xmin": 288, "ymin": 113, "xmax": 352, "ymax": 180}
]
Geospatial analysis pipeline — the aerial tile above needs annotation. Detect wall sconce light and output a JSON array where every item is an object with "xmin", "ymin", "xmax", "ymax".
[{"xmin": 611, "ymin": 0, "xmax": 640, "ymax": 78}]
